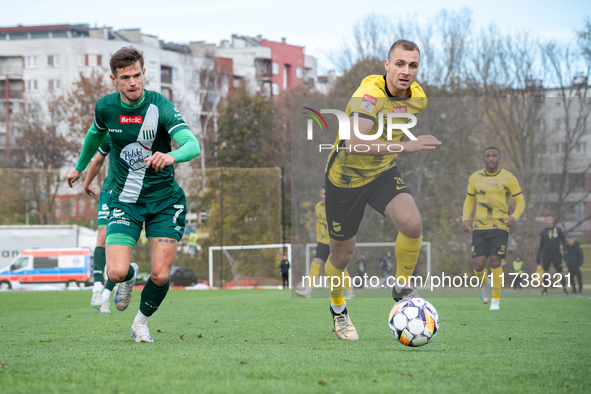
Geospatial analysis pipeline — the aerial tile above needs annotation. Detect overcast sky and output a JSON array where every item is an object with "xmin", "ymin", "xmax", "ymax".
[{"xmin": 2, "ymin": 0, "xmax": 589, "ymax": 73}]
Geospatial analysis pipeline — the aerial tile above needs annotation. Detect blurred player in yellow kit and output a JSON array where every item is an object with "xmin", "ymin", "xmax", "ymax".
[
  {"xmin": 296, "ymin": 187, "xmax": 354, "ymax": 298},
  {"xmin": 462, "ymin": 147, "xmax": 525, "ymax": 310}
]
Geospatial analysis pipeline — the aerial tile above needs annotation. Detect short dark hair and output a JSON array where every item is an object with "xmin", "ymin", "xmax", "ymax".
[
  {"xmin": 110, "ymin": 46, "xmax": 144, "ymax": 76},
  {"xmin": 388, "ymin": 40, "xmax": 420, "ymax": 61},
  {"xmin": 483, "ymin": 146, "xmax": 500, "ymax": 157},
  {"xmin": 545, "ymin": 214, "xmax": 554, "ymax": 218}
]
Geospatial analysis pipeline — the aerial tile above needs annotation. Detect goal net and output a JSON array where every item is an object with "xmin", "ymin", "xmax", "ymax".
[
  {"xmin": 208, "ymin": 244, "xmax": 292, "ymax": 289},
  {"xmin": 302, "ymin": 242, "xmax": 431, "ymax": 289}
]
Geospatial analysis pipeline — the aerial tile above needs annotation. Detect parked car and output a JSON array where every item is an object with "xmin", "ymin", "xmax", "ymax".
[{"xmin": 143, "ymin": 266, "xmax": 197, "ymax": 287}]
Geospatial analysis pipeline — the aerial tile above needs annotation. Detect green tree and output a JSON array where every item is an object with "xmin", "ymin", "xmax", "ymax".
[{"xmin": 214, "ymin": 87, "xmax": 277, "ymax": 167}]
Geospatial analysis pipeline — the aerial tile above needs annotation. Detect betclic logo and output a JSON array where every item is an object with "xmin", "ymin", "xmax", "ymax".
[{"xmin": 120, "ymin": 116, "xmax": 143, "ymax": 124}]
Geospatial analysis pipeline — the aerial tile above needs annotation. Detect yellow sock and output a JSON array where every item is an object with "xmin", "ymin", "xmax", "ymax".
[
  {"xmin": 343, "ymin": 267, "xmax": 352, "ymax": 291},
  {"xmin": 395, "ymin": 233, "xmax": 422, "ymax": 285},
  {"xmin": 491, "ymin": 267, "xmax": 503, "ymax": 299},
  {"xmin": 325, "ymin": 257, "xmax": 345, "ymax": 306},
  {"xmin": 309, "ymin": 261, "xmax": 321, "ymax": 287},
  {"xmin": 473, "ymin": 268, "xmax": 489, "ymax": 285}
]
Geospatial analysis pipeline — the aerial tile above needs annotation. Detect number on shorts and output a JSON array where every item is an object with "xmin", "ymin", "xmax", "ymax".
[{"xmin": 173, "ymin": 204, "xmax": 184, "ymax": 224}]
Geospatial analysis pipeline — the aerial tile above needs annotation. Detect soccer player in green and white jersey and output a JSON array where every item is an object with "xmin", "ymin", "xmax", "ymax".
[
  {"xmin": 84, "ymin": 133, "xmax": 117, "ymax": 314},
  {"xmin": 67, "ymin": 47, "xmax": 201, "ymax": 342}
]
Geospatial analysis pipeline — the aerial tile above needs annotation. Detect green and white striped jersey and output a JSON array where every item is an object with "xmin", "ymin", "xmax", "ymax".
[{"xmin": 94, "ymin": 90, "xmax": 189, "ymax": 203}]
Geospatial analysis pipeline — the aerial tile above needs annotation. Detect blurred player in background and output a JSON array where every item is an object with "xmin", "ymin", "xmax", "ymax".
[
  {"xmin": 84, "ymin": 133, "xmax": 116, "ymax": 313},
  {"xmin": 565, "ymin": 236, "xmax": 584, "ymax": 294},
  {"xmin": 66, "ymin": 46, "xmax": 200, "ymax": 342},
  {"xmin": 537, "ymin": 215, "xmax": 568, "ymax": 296},
  {"xmin": 323, "ymin": 40, "xmax": 440, "ymax": 340},
  {"xmin": 462, "ymin": 147, "xmax": 525, "ymax": 311},
  {"xmin": 296, "ymin": 187, "xmax": 354, "ymax": 298}
]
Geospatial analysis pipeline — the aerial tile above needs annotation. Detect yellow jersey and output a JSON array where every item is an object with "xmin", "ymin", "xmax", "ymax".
[
  {"xmin": 326, "ymin": 75, "xmax": 427, "ymax": 188},
  {"xmin": 465, "ymin": 168, "xmax": 523, "ymax": 232},
  {"xmin": 315, "ymin": 201, "xmax": 329, "ymax": 244}
]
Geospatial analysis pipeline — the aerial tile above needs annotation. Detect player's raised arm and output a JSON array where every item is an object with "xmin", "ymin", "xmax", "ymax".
[{"xmin": 345, "ymin": 116, "xmax": 440, "ymax": 155}]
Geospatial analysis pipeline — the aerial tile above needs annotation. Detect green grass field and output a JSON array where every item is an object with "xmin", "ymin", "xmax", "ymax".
[{"xmin": 0, "ymin": 289, "xmax": 589, "ymax": 393}]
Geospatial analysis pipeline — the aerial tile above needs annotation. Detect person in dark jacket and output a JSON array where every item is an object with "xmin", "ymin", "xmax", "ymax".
[
  {"xmin": 537, "ymin": 215, "xmax": 568, "ymax": 296},
  {"xmin": 565, "ymin": 237, "xmax": 584, "ymax": 293},
  {"xmin": 280, "ymin": 255, "xmax": 290, "ymax": 289}
]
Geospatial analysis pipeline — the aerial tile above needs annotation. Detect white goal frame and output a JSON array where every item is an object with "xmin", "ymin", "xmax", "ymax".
[
  {"xmin": 305, "ymin": 241, "xmax": 431, "ymax": 287},
  {"xmin": 208, "ymin": 244, "xmax": 292, "ymax": 289}
]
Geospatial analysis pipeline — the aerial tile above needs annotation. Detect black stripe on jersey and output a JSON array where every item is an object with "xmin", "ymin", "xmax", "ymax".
[
  {"xmin": 326, "ymin": 140, "xmax": 345, "ymax": 174},
  {"xmin": 467, "ymin": 193, "xmax": 475, "ymax": 196},
  {"xmin": 351, "ymin": 111, "xmax": 375, "ymax": 121},
  {"xmin": 512, "ymin": 192, "xmax": 523, "ymax": 197}
]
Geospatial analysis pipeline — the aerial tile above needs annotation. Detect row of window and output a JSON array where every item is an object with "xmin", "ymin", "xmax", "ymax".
[
  {"xmin": 24, "ymin": 54, "xmax": 102, "ymax": 68},
  {"xmin": 3, "ymin": 31, "xmax": 70, "ymax": 41},
  {"xmin": 271, "ymin": 62, "xmax": 303, "ymax": 78},
  {"xmin": 25, "ymin": 79, "xmax": 61, "ymax": 91}
]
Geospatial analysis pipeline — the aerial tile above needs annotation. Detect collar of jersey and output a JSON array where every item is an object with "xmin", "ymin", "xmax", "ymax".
[
  {"xmin": 120, "ymin": 91, "xmax": 146, "ymax": 109},
  {"xmin": 485, "ymin": 168, "xmax": 501, "ymax": 176},
  {"xmin": 383, "ymin": 75, "xmax": 413, "ymax": 101}
]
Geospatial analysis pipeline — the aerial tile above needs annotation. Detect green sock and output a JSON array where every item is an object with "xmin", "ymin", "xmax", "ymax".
[
  {"xmin": 104, "ymin": 278, "xmax": 116, "ymax": 291},
  {"xmin": 93, "ymin": 247, "xmax": 106, "ymax": 283},
  {"xmin": 123, "ymin": 265, "xmax": 135, "ymax": 282},
  {"xmin": 139, "ymin": 278, "xmax": 169, "ymax": 317}
]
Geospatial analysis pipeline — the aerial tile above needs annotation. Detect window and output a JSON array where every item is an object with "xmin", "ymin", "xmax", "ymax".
[
  {"xmin": 26, "ymin": 56, "xmax": 38, "ymax": 68},
  {"xmin": 272, "ymin": 62, "xmax": 279, "ymax": 75},
  {"xmin": 149, "ymin": 61, "xmax": 157, "ymax": 79},
  {"xmin": 78, "ymin": 55, "xmax": 85, "ymax": 66},
  {"xmin": 192, "ymin": 114, "xmax": 199, "ymax": 125},
  {"xmin": 296, "ymin": 67, "xmax": 303, "ymax": 79},
  {"xmin": 27, "ymin": 80, "xmax": 38, "ymax": 90},
  {"xmin": 31, "ymin": 32, "xmax": 49, "ymax": 39},
  {"xmin": 55, "ymin": 79, "xmax": 61, "ymax": 89},
  {"xmin": 48, "ymin": 79, "xmax": 53, "ymax": 90},
  {"xmin": 10, "ymin": 33, "xmax": 27, "ymax": 40},
  {"xmin": 575, "ymin": 142, "xmax": 586, "ymax": 154},
  {"xmin": 555, "ymin": 143, "xmax": 564, "ymax": 154},
  {"xmin": 33, "ymin": 256, "xmax": 58, "ymax": 269},
  {"xmin": 272, "ymin": 83, "xmax": 279, "ymax": 96},
  {"xmin": 172, "ymin": 90, "xmax": 179, "ymax": 101},
  {"xmin": 70, "ymin": 200, "xmax": 77, "ymax": 217},
  {"xmin": 10, "ymin": 257, "xmax": 29, "ymax": 271},
  {"xmin": 52, "ymin": 31, "xmax": 68, "ymax": 38},
  {"xmin": 47, "ymin": 55, "xmax": 60, "ymax": 67},
  {"xmin": 172, "ymin": 68, "xmax": 178, "ymax": 79},
  {"xmin": 79, "ymin": 199, "xmax": 85, "ymax": 215},
  {"xmin": 193, "ymin": 93, "xmax": 199, "ymax": 104}
]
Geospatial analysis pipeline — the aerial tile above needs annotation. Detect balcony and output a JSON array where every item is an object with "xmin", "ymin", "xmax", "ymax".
[
  {"xmin": 0, "ymin": 67, "xmax": 24, "ymax": 78},
  {"xmin": 0, "ymin": 90, "xmax": 24, "ymax": 100}
]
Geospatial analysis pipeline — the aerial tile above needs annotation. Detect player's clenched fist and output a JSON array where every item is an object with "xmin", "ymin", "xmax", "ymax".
[{"xmin": 145, "ymin": 152, "xmax": 175, "ymax": 172}]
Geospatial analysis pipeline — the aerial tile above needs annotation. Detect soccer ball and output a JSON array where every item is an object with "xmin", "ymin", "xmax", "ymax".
[{"xmin": 388, "ymin": 297, "xmax": 439, "ymax": 347}]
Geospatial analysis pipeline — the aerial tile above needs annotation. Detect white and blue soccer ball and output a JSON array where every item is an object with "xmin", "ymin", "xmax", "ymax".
[{"xmin": 388, "ymin": 297, "xmax": 439, "ymax": 347}]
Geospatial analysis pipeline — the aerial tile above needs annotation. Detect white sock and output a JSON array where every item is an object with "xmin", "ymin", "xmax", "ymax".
[
  {"xmin": 134, "ymin": 310, "xmax": 149, "ymax": 325},
  {"xmin": 330, "ymin": 301, "xmax": 346, "ymax": 314},
  {"xmin": 101, "ymin": 289, "xmax": 111, "ymax": 303},
  {"xmin": 93, "ymin": 282, "xmax": 104, "ymax": 292}
]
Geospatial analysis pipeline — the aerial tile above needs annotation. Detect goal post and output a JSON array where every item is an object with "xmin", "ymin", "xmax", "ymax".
[
  {"xmin": 208, "ymin": 244, "xmax": 292, "ymax": 289},
  {"xmin": 304, "ymin": 241, "xmax": 431, "ymax": 287}
]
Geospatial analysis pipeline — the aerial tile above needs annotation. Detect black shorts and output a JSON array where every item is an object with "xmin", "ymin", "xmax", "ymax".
[
  {"xmin": 471, "ymin": 229, "xmax": 508, "ymax": 259},
  {"xmin": 542, "ymin": 253, "xmax": 563, "ymax": 272},
  {"xmin": 314, "ymin": 242, "xmax": 330, "ymax": 261},
  {"xmin": 325, "ymin": 166, "xmax": 412, "ymax": 241}
]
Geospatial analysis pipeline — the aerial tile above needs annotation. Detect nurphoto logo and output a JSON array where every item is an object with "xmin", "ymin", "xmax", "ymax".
[{"xmin": 303, "ymin": 107, "xmax": 418, "ymax": 153}]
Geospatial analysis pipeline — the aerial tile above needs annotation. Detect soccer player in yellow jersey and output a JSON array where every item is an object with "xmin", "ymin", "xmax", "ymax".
[
  {"xmin": 296, "ymin": 187, "xmax": 354, "ymax": 298},
  {"xmin": 324, "ymin": 40, "xmax": 441, "ymax": 340},
  {"xmin": 462, "ymin": 147, "xmax": 525, "ymax": 311}
]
